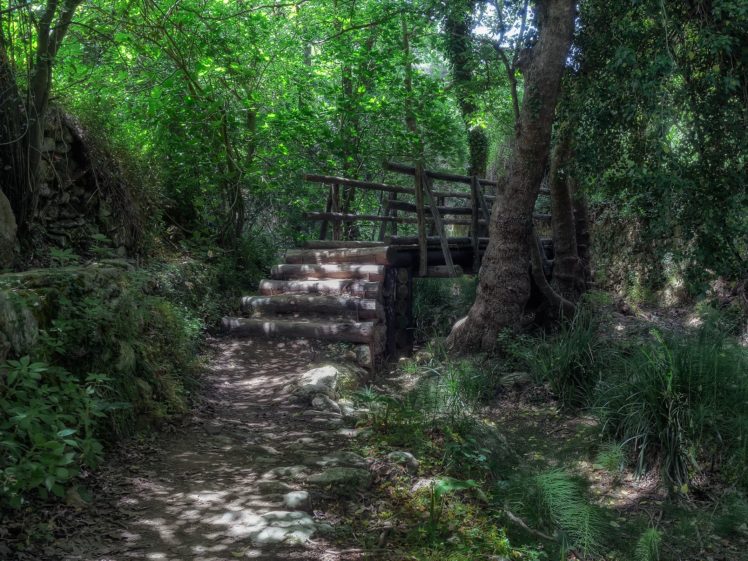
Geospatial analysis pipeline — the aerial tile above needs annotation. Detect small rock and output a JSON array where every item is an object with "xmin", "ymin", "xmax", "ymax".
[
  {"xmin": 387, "ymin": 450, "xmax": 419, "ymax": 473},
  {"xmin": 311, "ymin": 394, "xmax": 342, "ymax": 415},
  {"xmin": 262, "ymin": 465, "xmax": 309, "ymax": 481},
  {"xmin": 305, "ymin": 451, "xmax": 368, "ymax": 469},
  {"xmin": 410, "ymin": 477, "xmax": 437, "ymax": 493},
  {"xmin": 282, "ymin": 490, "xmax": 310, "ymax": 511},
  {"xmin": 307, "ymin": 467, "xmax": 371, "ymax": 493},
  {"xmin": 294, "ymin": 365, "xmax": 340, "ymax": 400},
  {"xmin": 354, "ymin": 344, "xmax": 371, "ymax": 368},
  {"xmin": 257, "ymin": 480, "xmax": 293, "ymax": 494},
  {"xmin": 315, "ymin": 522, "xmax": 335, "ymax": 536},
  {"xmin": 254, "ymin": 511, "xmax": 316, "ymax": 545}
]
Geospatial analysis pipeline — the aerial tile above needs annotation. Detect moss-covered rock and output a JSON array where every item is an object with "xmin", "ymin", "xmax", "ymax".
[
  {"xmin": 0, "ymin": 191, "xmax": 16, "ymax": 269},
  {"xmin": 0, "ymin": 291, "xmax": 38, "ymax": 362}
]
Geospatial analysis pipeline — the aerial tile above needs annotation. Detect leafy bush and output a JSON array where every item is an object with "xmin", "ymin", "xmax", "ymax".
[
  {"xmin": 0, "ymin": 264, "xmax": 209, "ymax": 509},
  {"xmin": 37, "ymin": 274, "xmax": 201, "ymax": 435},
  {"xmin": 0, "ymin": 358, "xmax": 112, "ymax": 507},
  {"xmin": 595, "ymin": 324, "xmax": 748, "ymax": 491}
]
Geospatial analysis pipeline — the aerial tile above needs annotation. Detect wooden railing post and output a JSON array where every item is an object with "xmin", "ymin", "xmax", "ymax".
[
  {"xmin": 471, "ymin": 175, "xmax": 480, "ymax": 273},
  {"xmin": 422, "ymin": 173, "xmax": 457, "ymax": 277},
  {"xmin": 320, "ymin": 185, "xmax": 333, "ymax": 240},
  {"xmin": 331, "ymin": 183, "xmax": 341, "ymax": 241},
  {"xmin": 414, "ymin": 163, "xmax": 428, "ymax": 277},
  {"xmin": 378, "ymin": 192, "xmax": 398, "ymax": 241}
]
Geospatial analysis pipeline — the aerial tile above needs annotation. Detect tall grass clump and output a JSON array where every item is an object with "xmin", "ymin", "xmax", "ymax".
[
  {"xmin": 413, "ymin": 277, "xmax": 476, "ymax": 341},
  {"xmin": 506, "ymin": 308, "xmax": 610, "ymax": 408},
  {"xmin": 634, "ymin": 528, "xmax": 662, "ymax": 561},
  {"xmin": 508, "ymin": 469, "xmax": 605, "ymax": 558},
  {"xmin": 595, "ymin": 323, "xmax": 748, "ymax": 491}
]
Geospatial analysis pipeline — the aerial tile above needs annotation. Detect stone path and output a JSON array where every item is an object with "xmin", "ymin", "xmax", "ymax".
[{"xmin": 73, "ymin": 337, "xmax": 369, "ymax": 561}]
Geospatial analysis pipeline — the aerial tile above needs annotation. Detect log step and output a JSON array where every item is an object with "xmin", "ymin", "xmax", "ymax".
[
  {"xmin": 259, "ymin": 279, "xmax": 380, "ymax": 298},
  {"xmin": 241, "ymin": 295, "xmax": 382, "ymax": 320},
  {"xmin": 386, "ymin": 236, "xmax": 489, "ymax": 247},
  {"xmin": 271, "ymin": 264, "xmax": 385, "ymax": 281},
  {"xmin": 301, "ymin": 240, "xmax": 386, "ymax": 249},
  {"xmin": 285, "ymin": 247, "xmax": 395, "ymax": 265},
  {"xmin": 222, "ymin": 317, "xmax": 378, "ymax": 343}
]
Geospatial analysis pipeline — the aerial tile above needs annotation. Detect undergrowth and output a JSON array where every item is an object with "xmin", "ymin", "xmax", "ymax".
[
  {"xmin": 0, "ymin": 260, "xmax": 207, "ymax": 511},
  {"xmin": 355, "ymin": 299, "xmax": 747, "ymax": 560},
  {"xmin": 412, "ymin": 277, "xmax": 476, "ymax": 342}
]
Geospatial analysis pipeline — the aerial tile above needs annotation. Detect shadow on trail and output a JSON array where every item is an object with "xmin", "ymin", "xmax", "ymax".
[{"xmin": 73, "ymin": 338, "xmax": 358, "ymax": 561}]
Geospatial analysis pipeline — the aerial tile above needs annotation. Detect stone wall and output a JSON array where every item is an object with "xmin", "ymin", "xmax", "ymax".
[
  {"xmin": 0, "ymin": 190, "xmax": 16, "ymax": 269},
  {"xmin": 28, "ymin": 110, "xmax": 143, "ymax": 261}
]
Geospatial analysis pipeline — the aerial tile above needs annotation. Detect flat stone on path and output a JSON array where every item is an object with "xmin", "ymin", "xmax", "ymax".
[{"xmin": 307, "ymin": 467, "xmax": 371, "ymax": 493}]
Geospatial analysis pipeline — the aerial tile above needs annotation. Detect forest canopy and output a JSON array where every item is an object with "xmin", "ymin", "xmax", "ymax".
[{"xmin": 1, "ymin": 0, "xmax": 745, "ymax": 288}]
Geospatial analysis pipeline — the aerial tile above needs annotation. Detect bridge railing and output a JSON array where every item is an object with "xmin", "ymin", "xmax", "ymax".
[{"xmin": 304, "ymin": 162, "xmax": 551, "ymax": 277}]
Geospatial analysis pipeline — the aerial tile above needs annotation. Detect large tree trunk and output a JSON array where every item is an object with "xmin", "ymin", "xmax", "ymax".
[{"xmin": 447, "ymin": 0, "xmax": 576, "ymax": 351}]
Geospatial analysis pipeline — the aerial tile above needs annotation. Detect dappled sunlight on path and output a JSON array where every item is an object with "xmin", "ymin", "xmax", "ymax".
[{"xmin": 71, "ymin": 338, "xmax": 362, "ymax": 561}]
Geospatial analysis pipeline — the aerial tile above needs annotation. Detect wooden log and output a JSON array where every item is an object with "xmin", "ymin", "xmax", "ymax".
[
  {"xmin": 413, "ymin": 265, "xmax": 464, "ymax": 278},
  {"xmin": 285, "ymin": 246, "xmax": 395, "ymax": 265},
  {"xmin": 388, "ymin": 200, "xmax": 473, "ymax": 215},
  {"xmin": 304, "ymin": 174, "xmax": 413, "ymax": 196},
  {"xmin": 270, "ymin": 264, "xmax": 385, "ymax": 281},
  {"xmin": 259, "ymin": 279, "xmax": 380, "ymax": 298},
  {"xmin": 422, "ymin": 173, "xmax": 457, "ymax": 277},
  {"xmin": 223, "ymin": 317, "xmax": 376, "ymax": 343},
  {"xmin": 386, "ymin": 235, "xmax": 489, "ymax": 246},
  {"xmin": 414, "ymin": 163, "xmax": 428, "ymax": 277},
  {"xmin": 320, "ymin": 189, "xmax": 332, "ymax": 240},
  {"xmin": 241, "ymin": 295, "xmax": 382, "ymax": 320},
  {"xmin": 301, "ymin": 240, "xmax": 385, "ymax": 249},
  {"xmin": 305, "ymin": 211, "xmax": 414, "ymax": 223},
  {"xmin": 385, "ymin": 162, "xmax": 498, "ymax": 187},
  {"xmin": 331, "ymin": 183, "xmax": 341, "ymax": 241},
  {"xmin": 304, "ymin": 212, "xmax": 486, "ymax": 227}
]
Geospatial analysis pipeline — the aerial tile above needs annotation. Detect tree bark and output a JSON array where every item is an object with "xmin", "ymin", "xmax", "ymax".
[
  {"xmin": 447, "ymin": 0, "xmax": 576, "ymax": 351},
  {"xmin": 549, "ymin": 124, "xmax": 584, "ymax": 299}
]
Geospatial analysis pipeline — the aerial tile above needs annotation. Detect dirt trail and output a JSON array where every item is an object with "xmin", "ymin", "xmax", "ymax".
[{"xmin": 64, "ymin": 337, "xmax": 364, "ymax": 561}]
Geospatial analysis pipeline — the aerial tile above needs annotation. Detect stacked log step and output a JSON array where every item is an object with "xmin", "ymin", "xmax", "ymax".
[{"xmin": 223, "ymin": 246, "xmax": 391, "ymax": 368}]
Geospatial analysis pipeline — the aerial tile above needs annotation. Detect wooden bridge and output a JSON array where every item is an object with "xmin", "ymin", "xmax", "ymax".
[{"xmin": 222, "ymin": 163, "xmax": 553, "ymax": 367}]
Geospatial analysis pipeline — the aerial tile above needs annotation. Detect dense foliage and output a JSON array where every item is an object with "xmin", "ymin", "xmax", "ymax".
[
  {"xmin": 0, "ymin": 0, "xmax": 745, "ymax": 558},
  {"xmin": 570, "ymin": 0, "xmax": 748, "ymax": 288}
]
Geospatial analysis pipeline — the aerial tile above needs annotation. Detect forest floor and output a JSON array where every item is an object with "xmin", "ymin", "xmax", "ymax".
[
  {"xmin": 15, "ymin": 307, "xmax": 747, "ymax": 561},
  {"xmin": 27, "ymin": 337, "xmax": 369, "ymax": 561}
]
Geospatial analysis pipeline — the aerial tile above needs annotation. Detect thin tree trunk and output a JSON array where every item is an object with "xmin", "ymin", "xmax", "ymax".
[
  {"xmin": 447, "ymin": 0, "xmax": 576, "ymax": 351},
  {"xmin": 549, "ymin": 125, "xmax": 584, "ymax": 299},
  {"xmin": 571, "ymin": 179, "xmax": 592, "ymax": 286},
  {"xmin": 443, "ymin": 0, "xmax": 488, "ymax": 177}
]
